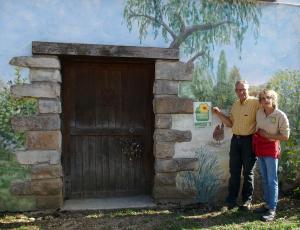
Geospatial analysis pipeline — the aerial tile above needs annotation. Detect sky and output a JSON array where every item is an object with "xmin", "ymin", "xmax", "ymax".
[
  {"xmin": 0, "ymin": 0, "xmax": 299, "ymax": 86},
  {"xmin": 221, "ymin": 2, "xmax": 300, "ymax": 85}
]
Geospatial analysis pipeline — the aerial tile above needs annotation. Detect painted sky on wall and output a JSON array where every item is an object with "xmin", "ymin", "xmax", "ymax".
[{"xmin": 0, "ymin": 0, "xmax": 299, "ymax": 86}]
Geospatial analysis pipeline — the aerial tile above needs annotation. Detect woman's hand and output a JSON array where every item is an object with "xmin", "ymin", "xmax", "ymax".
[{"xmin": 257, "ymin": 129, "xmax": 271, "ymax": 140}]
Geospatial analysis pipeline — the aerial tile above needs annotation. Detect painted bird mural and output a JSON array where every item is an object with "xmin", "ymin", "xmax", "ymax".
[{"xmin": 213, "ymin": 123, "xmax": 224, "ymax": 144}]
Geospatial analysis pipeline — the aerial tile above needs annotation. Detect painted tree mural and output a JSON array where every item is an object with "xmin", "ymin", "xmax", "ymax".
[
  {"xmin": 124, "ymin": 0, "xmax": 261, "ymax": 66},
  {"xmin": 124, "ymin": 0, "xmax": 263, "ymax": 199},
  {"xmin": 212, "ymin": 50, "xmax": 238, "ymax": 108},
  {"xmin": 124, "ymin": 0, "xmax": 261, "ymax": 106},
  {"xmin": 180, "ymin": 50, "xmax": 241, "ymax": 107}
]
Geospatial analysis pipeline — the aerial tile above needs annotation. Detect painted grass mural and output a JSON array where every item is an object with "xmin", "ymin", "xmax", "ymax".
[{"xmin": 177, "ymin": 146, "xmax": 222, "ymax": 203}]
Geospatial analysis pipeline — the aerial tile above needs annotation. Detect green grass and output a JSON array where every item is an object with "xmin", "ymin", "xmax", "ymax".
[{"xmin": 0, "ymin": 198, "xmax": 299, "ymax": 230}]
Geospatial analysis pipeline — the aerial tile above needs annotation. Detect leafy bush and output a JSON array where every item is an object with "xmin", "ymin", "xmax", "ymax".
[
  {"xmin": 267, "ymin": 69, "xmax": 300, "ymax": 195},
  {"xmin": 0, "ymin": 68, "xmax": 37, "ymax": 151}
]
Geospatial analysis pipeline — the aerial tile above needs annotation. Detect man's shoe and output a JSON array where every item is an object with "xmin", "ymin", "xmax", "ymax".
[
  {"xmin": 221, "ymin": 202, "xmax": 237, "ymax": 211},
  {"xmin": 227, "ymin": 202, "xmax": 237, "ymax": 210},
  {"xmin": 261, "ymin": 209, "xmax": 276, "ymax": 221},
  {"xmin": 239, "ymin": 200, "xmax": 251, "ymax": 211},
  {"xmin": 254, "ymin": 204, "xmax": 269, "ymax": 214}
]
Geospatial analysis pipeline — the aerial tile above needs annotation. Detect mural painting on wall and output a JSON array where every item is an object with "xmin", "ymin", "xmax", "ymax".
[
  {"xmin": 124, "ymin": 0, "xmax": 300, "ymax": 200},
  {"xmin": 0, "ymin": 0, "xmax": 299, "ymax": 208}
]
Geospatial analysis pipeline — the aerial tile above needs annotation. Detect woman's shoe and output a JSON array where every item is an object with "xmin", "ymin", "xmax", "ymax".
[{"xmin": 261, "ymin": 209, "xmax": 276, "ymax": 221}]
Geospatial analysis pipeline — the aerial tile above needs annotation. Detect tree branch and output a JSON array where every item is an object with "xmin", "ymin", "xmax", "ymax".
[
  {"xmin": 128, "ymin": 11, "xmax": 177, "ymax": 40},
  {"xmin": 170, "ymin": 20, "xmax": 233, "ymax": 48},
  {"xmin": 187, "ymin": 51, "xmax": 206, "ymax": 64}
]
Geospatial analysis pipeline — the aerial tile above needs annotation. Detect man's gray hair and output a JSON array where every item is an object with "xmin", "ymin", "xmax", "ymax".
[{"xmin": 235, "ymin": 80, "xmax": 249, "ymax": 88}]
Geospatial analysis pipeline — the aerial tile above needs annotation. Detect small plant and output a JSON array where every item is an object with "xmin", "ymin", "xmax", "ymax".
[{"xmin": 177, "ymin": 146, "xmax": 222, "ymax": 203}]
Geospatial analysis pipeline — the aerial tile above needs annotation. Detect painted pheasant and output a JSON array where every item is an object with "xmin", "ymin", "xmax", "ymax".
[{"xmin": 213, "ymin": 123, "xmax": 224, "ymax": 144}]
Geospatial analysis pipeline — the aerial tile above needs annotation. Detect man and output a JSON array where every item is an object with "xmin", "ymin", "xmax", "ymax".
[{"xmin": 213, "ymin": 80, "xmax": 260, "ymax": 211}]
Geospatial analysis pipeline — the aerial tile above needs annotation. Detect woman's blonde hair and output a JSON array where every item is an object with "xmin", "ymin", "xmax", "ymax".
[{"xmin": 258, "ymin": 89, "xmax": 278, "ymax": 109}]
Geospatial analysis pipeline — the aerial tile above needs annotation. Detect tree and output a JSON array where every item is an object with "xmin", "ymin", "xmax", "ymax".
[
  {"xmin": 216, "ymin": 50, "xmax": 228, "ymax": 84},
  {"xmin": 213, "ymin": 50, "xmax": 228, "ymax": 107},
  {"xmin": 191, "ymin": 66, "xmax": 214, "ymax": 101},
  {"xmin": 227, "ymin": 65, "xmax": 241, "ymax": 103},
  {"xmin": 212, "ymin": 50, "xmax": 237, "ymax": 108},
  {"xmin": 228, "ymin": 65, "xmax": 241, "ymax": 85},
  {"xmin": 124, "ymin": 0, "xmax": 261, "ymax": 65}
]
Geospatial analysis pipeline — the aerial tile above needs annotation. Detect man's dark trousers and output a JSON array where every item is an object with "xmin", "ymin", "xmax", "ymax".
[{"xmin": 226, "ymin": 135, "xmax": 257, "ymax": 204}]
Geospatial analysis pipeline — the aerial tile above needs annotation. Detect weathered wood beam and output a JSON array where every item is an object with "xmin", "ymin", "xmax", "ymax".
[{"xmin": 32, "ymin": 41, "xmax": 179, "ymax": 60}]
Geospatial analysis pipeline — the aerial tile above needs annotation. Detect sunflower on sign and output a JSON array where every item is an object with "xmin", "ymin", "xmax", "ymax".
[{"xmin": 199, "ymin": 103, "xmax": 209, "ymax": 113}]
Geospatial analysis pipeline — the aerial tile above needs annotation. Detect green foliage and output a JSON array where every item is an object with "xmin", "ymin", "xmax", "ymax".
[
  {"xmin": 266, "ymin": 69, "xmax": 300, "ymax": 194},
  {"xmin": 0, "ymin": 68, "xmax": 37, "ymax": 211},
  {"xmin": 0, "ymin": 148, "xmax": 34, "ymax": 211},
  {"xmin": 191, "ymin": 66, "xmax": 214, "ymax": 101},
  {"xmin": 124, "ymin": 0, "xmax": 261, "ymax": 66},
  {"xmin": 212, "ymin": 50, "xmax": 237, "ymax": 108},
  {"xmin": 177, "ymin": 146, "xmax": 222, "ymax": 203},
  {"xmin": 216, "ymin": 50, "xmax": 227, "ymax": 84},
  {"xmin": 0, "ymin": 68, "xmax": 37, "ymax": 150},
  {"xmin": 181, "ymin": 50, "xmax": 239, "ymax": 109}
]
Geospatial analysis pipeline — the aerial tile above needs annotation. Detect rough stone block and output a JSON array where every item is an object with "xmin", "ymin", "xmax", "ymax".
[
  {"xmin": 154, "ymin": 173, "xmax": 177, "ymax": 186},
  {"xmin": 154, "ymin": 129, "xmax": 192, "ymax": 142},
  {"xmin": 154, "ymin": 80, "xmax": 178, "ymax": 95},
  {"xmin": 155, "ymin": 158, "xmax": 198, "ymax": 173},
  {"xmin": 155, "ymin": 60, "xmax": 193, "ymax": 81},
  {"xmin": 31, "ymin": 178, "xmax": 62, "ymax": 195},
  {"xmin": 31, "ymin": 164, "xmax": 62, "ymax": 180},
  {"xmin": 10, "ymin": 180, "xmax": 32, "ymax": 195},
  {"xmin": 11, "ymin": 82, "xmax": 60, "ymax": 99},
  {"xmin": 26, "ymin": 131, "xmax": 61, "ymax": 150},
  {"xmin": 15, "ymin": 150, "xmax": 61, "ymax": 165},
  {"xmin": 155, "ymin": 114, "xmax": 172, "ymax": 129},
  {"xmin": 30, "ymin": 69, "xmax": 61, "ymax": 82},
  {"xmin": 154, "ymin": 96, "xmax": 193, "ymax": 114},
  {"xmin": 9, "ymin": 56, "xmax": 60, "ymax": 69},
  {"xmin": 11, "ymin": 115, "xmax": 60, "ymax": 131},
  {"xmin": 38, "ymin": 99, "xmax": 61, "ymax": 114},
  {"xmin": 36, "ymin": 193, "xmax": 63, "ymax": 209},
  {"xmin": 154, "ymin": 142, "xmax": 175, "ymax": 159}
]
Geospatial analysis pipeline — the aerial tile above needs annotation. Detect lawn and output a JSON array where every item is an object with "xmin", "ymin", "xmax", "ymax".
[{"xmin": 0, "ymin": 197, "xmax": 299, "ymax": 230}]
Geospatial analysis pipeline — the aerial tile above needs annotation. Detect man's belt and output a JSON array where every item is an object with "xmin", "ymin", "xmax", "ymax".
[{"xmin": 232, "ymin": 134, "xmax": 253, "ymax": 139}]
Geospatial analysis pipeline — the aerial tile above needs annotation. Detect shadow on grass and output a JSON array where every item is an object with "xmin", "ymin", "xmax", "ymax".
[{"xmin": 0, "ymin": 199, "xmax": 299, "ymax": 229}]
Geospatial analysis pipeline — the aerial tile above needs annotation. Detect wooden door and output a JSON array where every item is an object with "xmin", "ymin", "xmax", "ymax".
[{"xmin": 62, "ymin": 58, "xmax": 154, "ymax": 199}]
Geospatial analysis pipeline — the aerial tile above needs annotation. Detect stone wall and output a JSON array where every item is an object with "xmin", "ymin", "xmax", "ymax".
[
  {"xmin": 153, "ymin": 60, "xmax": 197, "ymax": 204},
  {"xmin": 7, "ymin": 56, "xmax": 63, "ymax": 210}
]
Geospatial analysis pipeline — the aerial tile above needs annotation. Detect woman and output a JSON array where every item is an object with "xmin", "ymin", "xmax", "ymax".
[{"xmin": 253, "ymin": 89, "xmax": 290, "ymax": 221}]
